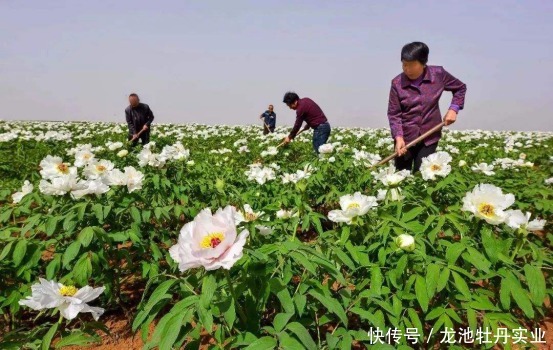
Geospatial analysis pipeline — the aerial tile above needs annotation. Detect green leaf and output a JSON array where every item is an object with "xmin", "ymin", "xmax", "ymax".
[
  {"xmin": 415, "ymin": 275, "xmax": 429, "ymax": 312},
  {"xmin": 286, "ymin": 322, "xmax": 318, "ymax": 350},
  {"xmin": 436, "ymin": 267, "xmax": 450, "ymax": 293},
  {"xmin": 0, "ymin": 241, "xmax": 13, "ymax": 261},
  {"xmin": 132, "ymin": 279, "xmax": 176, "ymax": 332},
  {"xmin": 425, "ymin": 307, "xmax": 445, "ymax": 321},
  {"xmin": 523, "ymin": 264, "xmax": 546, "ymax": 306},
  {"xmin": 445, "ymin": 243, "xmax": 465, "ymax": 264},
  {"xmin": 308, "ymin": 290, "xmax": 348, "ymax": 326},
  {"xmin": 452, "ymin": 271, "xmax": 471, "ymax": 299},
  {"xmin": 41, "ymin": 323, "xmax": 59, "ymax": 350},
  {"xmin": 243, "ymin": 336, "xmax": 277, "ymax": 350},
  {"xmin": 200, "ymin": 274, "xmax": 216, "ymax": 309},
  {"xmin": 46, "ymin": 255, "xmax": 61, "ymax": 280},
  {"xmin": 269, "ymin": 279, "xmax": 295, "ymax": 315},
  {"xmin": 402, "ymin": 207, "xmax": 425, "ymax": 222},
  {"xmin": 273, "ymin": 313, "xmax": 293, "ymax": 333},
  {"xmin": 130, "ymin": 206, "xmax": 142, "ymax": 224},
  {"xmin": 62, "ymin": 241, "xmax": 81, "ymax": 268},
  {"xmin": 425, "ymin": 263, "xmax": 441, "ymax": 299},
  {"xmin": 12, "ymin": 239, "xmax": 27, "ymax": 266},
  {"xmin": 407, "ymin": 308, "xmax": 424, "ymax": 340},
  {"xmin": 462, "ymin": 247, "xmax": 491, "ymax": 273},
  {"xmin": 92, "ymin": 203, "xmax": 104, "ymax": 223},
  {"xmin": 159, "ymin": 312, "xmax": 185, "ymax": 350},
  {"xmin": 55, "ymin": 332, "xmax": 99, "ymax": 348},
  {"xmin": 73, "ymin": 255, "xmax": 92, "ymax": 285},
  {"xmin": 45, "ymin": 216, "xmax": 60, "ymax": 236},
  {"xmin": 331, "ymin": 246, "xmax": 355, "ymax": 271},
  {"xmin": 507, "ymin": 273, "xmax": 534, "ymax": 318},
  {"xmin": 371, "ymin": 266, "xmax": 383, "ymax": 295},
  {"xmin": 500, "ymin": 277, "xmax": 511, "ymax": 310},
  {"xmin": 77, "ymin": 227, "xmax": 95, "ymax": 248}
]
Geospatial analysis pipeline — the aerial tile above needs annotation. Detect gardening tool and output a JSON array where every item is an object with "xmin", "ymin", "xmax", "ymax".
[
  {"xmin": 276, "ymin": 127, "xmax": 308, "ymax": 148},
  {"xmin": 128, "ymin": 127, "xmax": 147, "ymax": 143},
  {"xmin": 373, "ymin": 121, "xmax": 446, "ymax": 167},
  {"xmin": 262, "ymin": 121, "xmax": 274, "ymax": 133}
]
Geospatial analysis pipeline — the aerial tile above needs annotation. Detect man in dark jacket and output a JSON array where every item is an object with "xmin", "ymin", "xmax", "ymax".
[
  {"xmin": 259, "ymin": 104, "xmax": 276, "ymax": 134},
  {"xmin": 125, "ymin": 93, "xmax": 154, "ymax": 146},
  {"xmin": 282, "ymin": 92, "xmax": 331, "ymax": 154}
]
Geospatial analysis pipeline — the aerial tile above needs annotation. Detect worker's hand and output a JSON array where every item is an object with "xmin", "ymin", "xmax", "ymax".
[
  {"xmin": 443, "ymin": 110, "xmax": 457, "ymax": 126},
  {"xmin": 142, "ymin": 125, "xmax": 149, "ymax": 131},
  {"xmin": 284, "ymin": 136, "xmax": 291, "ymax": 144},
  {"xmin": 395, "ymin": 137, "xmax": 407, "ymax": 156}
]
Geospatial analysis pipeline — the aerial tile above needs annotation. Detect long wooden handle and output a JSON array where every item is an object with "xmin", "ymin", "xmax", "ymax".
[
  {"xmin": 129, "ymin": 127, "xmax": 147, "ymax": 143},
  {"xmin": 374, "ymin": 121, "xmax": 446, "ymax": 167},
  {"xmin": 277, "ymin": 128, "xmax": 307, "ymax": 148}
]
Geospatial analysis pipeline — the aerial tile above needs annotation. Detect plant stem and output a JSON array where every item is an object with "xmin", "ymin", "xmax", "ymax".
[
  {"xmin": 224, "ymin": 270, "xmax": 247, "ymax": 325},
  {"xmin": 510, "ymin": 239, "xmax": 525, "ymax": 261}
]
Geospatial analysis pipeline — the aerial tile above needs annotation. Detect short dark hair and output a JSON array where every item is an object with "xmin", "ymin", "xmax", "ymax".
[
  {"xmin": 282, "ymin": 92, "xmax": 300, "ymax": 105},
  {"xmin": 129, "ymin": 93, "xmax": 139, "ymax": 98},
  {"xmin": 401, "ymin": 42, "xmax": 429, "ymax": 65}
]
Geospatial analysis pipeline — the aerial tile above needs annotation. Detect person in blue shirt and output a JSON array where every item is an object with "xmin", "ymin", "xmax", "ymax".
[{"xmin": 259, "ymin": 104, "xmax": 276, "ymax": 134}]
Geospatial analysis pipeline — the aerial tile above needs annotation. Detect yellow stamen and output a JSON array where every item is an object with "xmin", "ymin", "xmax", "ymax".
[
  {"xmin": 57, "ymin": 164, "xmax": 69, "ymax": 174},
  {"xmin": 347, "ymin": 203, "xmax": 360, "ymax": 210},
  {"xmin": 200, "ymin": 232, "xmax": 225, "ymax": 249},
  {"xmin": 83, "ymin": 154, "xmax": 91, "ymax": 160},
  {"xmin": 478, "ymin": 203, "xmax": 495, "ymax": 217},
  {"xmin": 96, "ymin": 165, "xmax": 106, "ymax": 172},
  {"xmin": 59, "ymin": 285, "xmax": 78, "ymax": 297},
  {"xmin": 431, "ymin": 164, "xmax": 442, "ymax": 171},
  {"xmin": 245, "ymin": 212, "xmax": 258, "ymax": 221}
]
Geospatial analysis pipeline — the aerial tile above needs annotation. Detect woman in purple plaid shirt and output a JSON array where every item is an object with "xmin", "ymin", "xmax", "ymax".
[{"xmin": 387, "ymin": 42, "xmax": 467, "ymax": 173}]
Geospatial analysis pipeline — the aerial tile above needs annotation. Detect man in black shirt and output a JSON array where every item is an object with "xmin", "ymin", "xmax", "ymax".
[{"xmin": 125, "ymin": 93, "xmax": 155, "ymax": 146}]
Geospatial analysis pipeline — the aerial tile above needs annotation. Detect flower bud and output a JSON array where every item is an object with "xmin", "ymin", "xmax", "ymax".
[{"xmin": 395, "ymin": 234, "xmax": 415, "ymax": 252}]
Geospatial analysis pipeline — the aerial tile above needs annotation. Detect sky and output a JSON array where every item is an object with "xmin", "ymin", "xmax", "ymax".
[{"xmin": 1, "ymin": 0, "xmax": 552, "ymax": 131}]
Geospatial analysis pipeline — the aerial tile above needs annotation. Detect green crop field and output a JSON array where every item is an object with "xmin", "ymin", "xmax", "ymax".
[{"xmin": 0, "ymin": 120, "xmax": 552, "ymax": 349}]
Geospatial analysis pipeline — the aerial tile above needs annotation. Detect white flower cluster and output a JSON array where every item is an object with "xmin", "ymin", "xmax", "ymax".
[
  {"xmin": 38, "ymin": 154, "xmax": 144, "ymax": 198},
  {"xmin": 462, "ymin": 184, "xmax": 546, "ymax": 235},
  {"xmin": 244, "ymin": 163, "xmax": 276, "ymax": 185},
  {"xmin": 137, "ymin": 142, "xmax": 190, "ymax": 168}
]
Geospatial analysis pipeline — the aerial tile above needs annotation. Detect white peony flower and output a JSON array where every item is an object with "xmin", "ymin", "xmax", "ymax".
[
  {"xmin": 471, "ymin": 163, "xmax": 495, "ymax": 176},
  {"xmin": 39, "ymin": 155, "xmax": 72, "ymax": 180},
  {"xmin": 74, "ymin": 150, "xmax": 96, "ymax": 168},
  {"xmin": 420, "ymin": 152, "xmax": 452, "ymax": 180},
  {"xmin": 260, "ymin": 146, "xmax": 278, "ymax": 157},
  {"xmin": 39, "ymin": 168, "xmax": 83, "ymax": 196},
  {"xmin": 245, "ymin": 164, "xmax": 276, "ymax": 185},
  {"xmin": 462, "ymin": 184, "xmax": 515, "ymax": 225},
  {"xmin": 376, "ymin": 188, "xmax": 404, "ymax": 202},
  {"xmin": 318, "ymin": 143, "xmax": 334, "ymax": 154},
  {"xmin": 545, "ymin": 177, "xmax": 553, "ymax": 185},
  {"xmin": 234, "ymin": 204, "xmax": 264, "ymax": 224},
  {"xmin": 395, "ymin": 234, "xmax": 415, "ymax": 252},
  {"xmin": 107, "ymin": 141, "xmax": 124, "ymax": 151},
  {"xmin": 124, "ymin": 166, "xmax": 144, "ymax": 193},
  {"xmin": 70, "ymin": 179, "xmax": 110, "ymax": 199},
  {"xmin": 12, "ymin": 180, "xmax": 33, "ymax": 203},
  {"xmin": 328, "ymin": 192, "xmax": 378, "ymax": 224},
  {"xmin": 83, "ymin": 160, "xmax": 115, "ymax": 180},
  {"xmin": 276, "ymin": 209, "xmax": 297, "ymax": 219},
  {"xmin": 19, "ymin": 278, "xmax": 105, "ymax": 321},
  {"xmin": 169, "ymin": 206, "xmax": 249, "ymax": 271},
  {"xmin": 505, "ymin": 210, "xmax": 546, "ymax": 236},
  {"xmin": 373, "ymin": 164, "xmax": 411, "ymax": 187},
  {"xmin": 458, "ymin": 160, "xmax": 467, "ymax": 167},
  {"xmin": 117, "ymin": 150, "xmax": 128, "ymax": 158}
]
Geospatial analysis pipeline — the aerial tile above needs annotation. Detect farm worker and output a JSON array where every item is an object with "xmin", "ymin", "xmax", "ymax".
[
  {"xmin": 259, "ymin": 104, "xmax": 276, "ymax": 134},
  {"xmin": 281, "ymin": 92, "xmax": 331, "ymax": 154},
  {"xmin": 125, "ymin": 93, "xmax": 155, "ymax": 146},
  {"xmin": 388, "ymin": 42, "xmax": 467, "ymax": 172}
]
